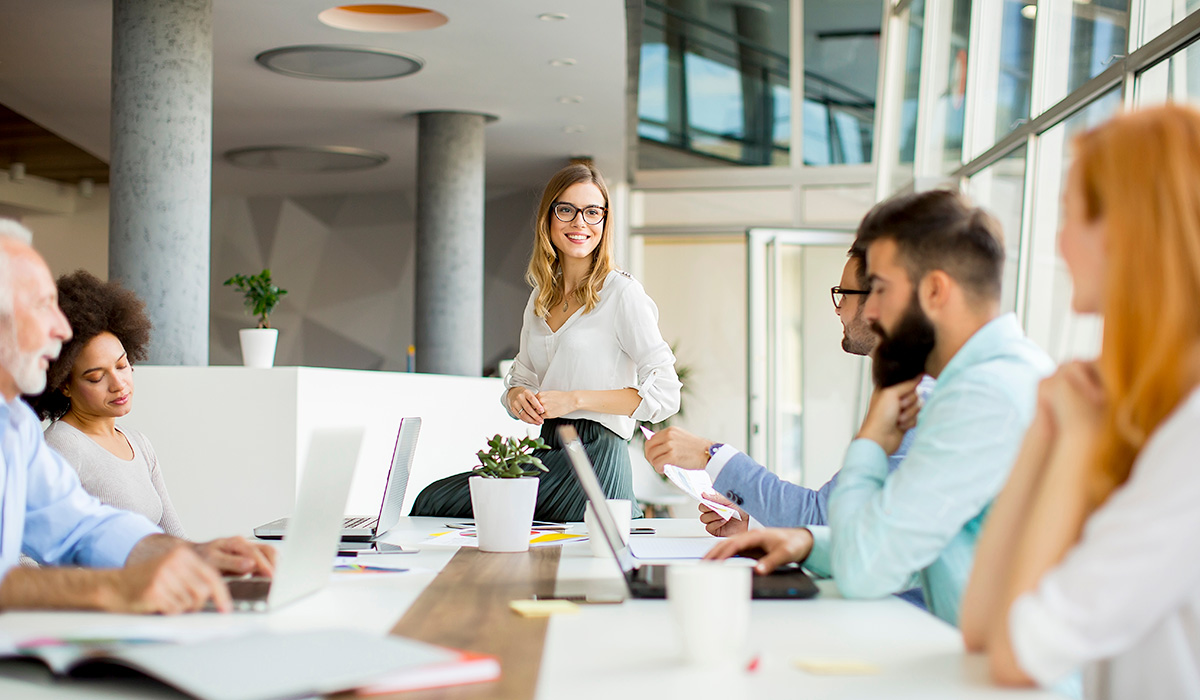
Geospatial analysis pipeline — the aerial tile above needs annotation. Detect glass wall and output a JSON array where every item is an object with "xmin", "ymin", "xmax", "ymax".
[
  {"xmin": 878, "ymin": 0, "xmax": 1200, "ymax": 364},
  {"xmin": 636, "ymin": 0, "xmax": 882, "ymax": 170}
]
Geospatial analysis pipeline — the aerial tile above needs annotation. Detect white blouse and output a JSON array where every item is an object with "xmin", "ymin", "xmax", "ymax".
[
  {"xmin": 502, "ymin": 270, "xmax": 681, "ymax": 440},
  {"xmin": 1009, "ymin": 385, "xmax": 1200, "ymax": 700}
]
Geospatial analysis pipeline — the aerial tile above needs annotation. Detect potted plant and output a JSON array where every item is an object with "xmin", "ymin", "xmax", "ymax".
[
  {"xmin": 224, "ymin": 269, "xmax": 287, "ymax": 368},
  {"xmin": 469, "ymin": 434, "xmax": 549, "ymax": 552}
]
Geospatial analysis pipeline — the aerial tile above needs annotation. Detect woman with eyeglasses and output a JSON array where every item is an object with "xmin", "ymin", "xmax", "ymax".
[
  {"xmin": 961, "ymin": 104, "xmax": 1200, "ymax": 699},
  {"xmin": 411, "ymin": 163, "xmax": 681, "ymax": 522}
]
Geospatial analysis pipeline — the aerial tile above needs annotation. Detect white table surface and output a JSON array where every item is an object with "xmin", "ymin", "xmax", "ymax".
[{"xmin": 0, "ymin": 517, "xmax": 1063, "ymax": 699}]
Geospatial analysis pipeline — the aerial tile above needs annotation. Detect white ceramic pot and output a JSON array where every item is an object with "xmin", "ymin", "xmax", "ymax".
[
  {"xmin": 468, "ymin": 476, "xmax": 540, "ymax": 553},
  {"xmin": 239, "ymin": 328, "xmax": 279, "ymax": 368}
]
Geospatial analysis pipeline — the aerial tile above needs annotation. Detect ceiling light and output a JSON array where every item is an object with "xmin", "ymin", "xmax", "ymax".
[
  {"xmin": 1020, "ymin": 3, "xmax": 1037, "ymax": 20},
  {"xmin": 224, "ymin": 146, "xmax": 389, "ymax": 172},
  {"xmin": 256, "ymin": 45, "xmax": 423, "ymax": 81},
  {"xmin": 538, "ymin": 13, "xmax": 568, "ymax": 21},
  {"xmin": 558, "ymin": 96, "xmax": 584, "ymax": 104},
  {"xmin": 549, "ymin": 58, "xmax": 577, "ymax": 67},
  {"xmin": 318, "ymin": 5, "xmax": 448, "ymax": 33},
  {"xmin": 563, "ymin": 125, "xmax": 586, "ymax": 134}
]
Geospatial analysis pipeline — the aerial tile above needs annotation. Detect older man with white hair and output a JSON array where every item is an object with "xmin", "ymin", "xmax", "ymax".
[{"xmin": 0, "ymin": 220, "xmax": 275, "ymax": 613}]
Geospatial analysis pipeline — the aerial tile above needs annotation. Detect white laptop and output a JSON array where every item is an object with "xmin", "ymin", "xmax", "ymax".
[
  {"xmin": 254, "ymin": 417, "xmax": 420, "ymax": 542},
  {"xmin": 225, "ymin": 427, "xmax": 363, "ymax": 612}
]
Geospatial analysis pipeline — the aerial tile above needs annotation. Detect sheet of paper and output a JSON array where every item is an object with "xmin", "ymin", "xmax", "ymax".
[
  {"xmin": 333, "ymin": 556, "xmax": 415, "ymax": 573},
  {"xmin": 419, "ymin": 529, "xmax": 588, "ymax": 549},
  {"xmin": 641, "ymin": 425, "xmax": 742, "ymax": 521}
]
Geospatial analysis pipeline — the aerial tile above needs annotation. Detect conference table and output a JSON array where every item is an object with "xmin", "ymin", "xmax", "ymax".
[{"xmin": 0, "ymin": 517, "xmax": 1063, "ymax": 699}]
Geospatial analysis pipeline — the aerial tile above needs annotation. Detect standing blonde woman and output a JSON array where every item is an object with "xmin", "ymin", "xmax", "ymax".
[
  {"xmin": 961, "ymin": 104, "xmax": 1200, "ymax": 699},
  {"xmin": 411, "ymin": 163, "xmax": 680, "ymax": 522}
]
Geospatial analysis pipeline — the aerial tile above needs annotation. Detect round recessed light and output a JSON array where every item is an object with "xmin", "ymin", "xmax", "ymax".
[
  {"xmin": 224, "ymin": 146, "xmax": 389, "ymax": 172},
  {"xmin": 558, "ymin": 95, "xmax": 584, "ymax": 104},
  {"xmin": 549, "ymin": 58, "xmax": 577, "ymax": 67},
  {"xmin": 318, "ymin": 4, "xmax": 449, "ymax": 32},
  {"xmin": 1020, "ymin": 3, "xmax": 1037, "ymax": 20},
  {"xmin": 563, "ymin": 125, "xmax": 586, "ymax": 134},
  {"xmin": 538, "ymin": 12, "xmax": 568, "ymax": 21},
  {"xmin": 256, "ymin": 45, "xmax": 423, "ymax": 81}
]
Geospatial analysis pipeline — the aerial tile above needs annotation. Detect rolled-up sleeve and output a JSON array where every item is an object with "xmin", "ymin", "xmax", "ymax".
[{"xmin": 614, "ymin": 285, "xmax": 680, "ymax": 424}]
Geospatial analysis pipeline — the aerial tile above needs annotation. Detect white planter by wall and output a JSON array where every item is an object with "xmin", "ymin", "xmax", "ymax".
[
  {"xmin": 468, "ymin": 476, "xmax": 539, "ymax": 553},
  {"xmin": 239, "ymin": 328, "xmax": 279, "ymax": 368}
]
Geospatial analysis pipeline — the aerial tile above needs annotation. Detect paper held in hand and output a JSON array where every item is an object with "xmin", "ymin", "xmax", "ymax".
[{"xmin": 641, "ymin": 426, "xmax": 742, "ymax": 522}]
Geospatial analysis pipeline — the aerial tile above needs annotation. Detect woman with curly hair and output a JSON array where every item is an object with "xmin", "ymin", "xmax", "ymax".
[
  {"xmin": 26, "ymin": 270, "xmax": 184, "ymax": 537},
  {"xmin": 411, "ymin": 163, "xmax": 681, "ymax": 522}
]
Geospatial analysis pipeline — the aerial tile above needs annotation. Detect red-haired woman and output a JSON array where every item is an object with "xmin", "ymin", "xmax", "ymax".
[{"xmin": 962, "ymin": 104, "xmax": 1200, "ymax": 699}]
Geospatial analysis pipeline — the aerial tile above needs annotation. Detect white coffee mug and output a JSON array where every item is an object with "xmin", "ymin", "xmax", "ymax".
[
  {"xmin": 666, "ymin": 562, "xmax": 751, "ymax": 666},
  {"xmin": 584, "ymin": 498, "xmax": 631, "ymax": 557}
]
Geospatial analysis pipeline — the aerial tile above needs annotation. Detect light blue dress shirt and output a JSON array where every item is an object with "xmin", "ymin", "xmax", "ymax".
[
  {"xmin": 0, "ymin": 397, "xmax": 161, "ymax": 581},
  {"xmin": 803, "ymin": 314, "xmax": 1054, "ymax": 626}
]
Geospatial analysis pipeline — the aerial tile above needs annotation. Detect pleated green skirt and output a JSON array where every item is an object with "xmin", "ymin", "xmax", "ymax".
[{"xmin": 409, "ymin": 418, "xmax": 638, "ymax": 523}]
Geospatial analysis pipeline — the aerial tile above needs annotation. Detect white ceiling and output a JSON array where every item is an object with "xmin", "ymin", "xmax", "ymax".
[{"xmin": 0, "ymin": 0, "xmax": 629, "ymax": 198}]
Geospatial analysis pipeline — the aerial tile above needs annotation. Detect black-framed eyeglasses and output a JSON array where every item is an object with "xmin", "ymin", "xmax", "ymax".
[
  {"xmin": 552, "ymin": 202, "xmax": 607, "ymax": 225},
  {"xmin": 831, "ymin": 285, "xmax": 869, "ymax": 310}
]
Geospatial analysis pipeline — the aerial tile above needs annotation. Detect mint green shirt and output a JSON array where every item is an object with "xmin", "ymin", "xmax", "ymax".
[{"xmin": 803, "ymin": 314, "xmax": 1054, "ymax": 626}]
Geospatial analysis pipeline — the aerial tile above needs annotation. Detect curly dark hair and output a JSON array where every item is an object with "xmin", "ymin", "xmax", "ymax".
[{"xmin": 25, "ymin": 270, "xmax": 152, "ymax": 421}]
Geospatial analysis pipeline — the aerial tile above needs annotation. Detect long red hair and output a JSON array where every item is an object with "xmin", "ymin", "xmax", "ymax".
[{"xmin": 1076, "ymin": 104, "xmax": 1200, "ymax": 504}]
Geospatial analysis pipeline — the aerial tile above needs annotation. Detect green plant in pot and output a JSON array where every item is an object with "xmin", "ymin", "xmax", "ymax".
[
  {"xmin": 224, "ymin": 269, "xmax": 287, "ymax": 368},
  {"xmin": 469, "ymin": 434, "xmax": 549, "ymax": 552}
]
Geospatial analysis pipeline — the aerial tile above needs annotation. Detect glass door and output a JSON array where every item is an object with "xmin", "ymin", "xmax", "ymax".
[{"xmin": 746, "ymin": 228, "xmax": 861, "ymax": 489}]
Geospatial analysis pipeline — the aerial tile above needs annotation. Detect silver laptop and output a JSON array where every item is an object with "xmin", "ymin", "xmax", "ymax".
[
  {"xmin": 559, "ymin": 425, "xmax": 819, "ymax": 601},
  {"xmin": 254, "ymin": 417, "xmax": 420, "ymax": 542},
  {"xmin": 225, "ymin": 427, "xmax": 364, "ymax": 612}
]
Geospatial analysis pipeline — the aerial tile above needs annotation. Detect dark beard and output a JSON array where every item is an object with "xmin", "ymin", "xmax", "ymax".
[{"xmin": 871, "ymin": 294, "xmax": 935, "ymax": 388}]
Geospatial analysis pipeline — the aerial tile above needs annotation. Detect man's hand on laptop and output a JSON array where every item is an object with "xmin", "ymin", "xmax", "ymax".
[
  {"xmin": 703, "ymin": 528, "xmax": 814, "ymax": 575},
  {"xmin": 699, "ymin": 492, "xmax": 748, "ymax": 537},
  {"xmin": 193, "ymin": 537, "xmax": 276, "ymax": 577},
  {"xmin": 644, "ymin": 426, "xmax": 713, "ymax": 472},
  {"xmin": 110, "ymin": 545, "xmax": 233, "ymax": 614}
]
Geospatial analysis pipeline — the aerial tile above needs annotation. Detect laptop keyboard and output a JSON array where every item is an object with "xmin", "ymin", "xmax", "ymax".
[{"xmin": 343, "ymin": 516, "xmax": 377, "ymax": 529}]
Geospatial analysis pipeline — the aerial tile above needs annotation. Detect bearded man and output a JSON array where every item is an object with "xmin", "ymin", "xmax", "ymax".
[{"xmin": 701, "ymin": 190, "xmax": 1054, "ymax": 627}]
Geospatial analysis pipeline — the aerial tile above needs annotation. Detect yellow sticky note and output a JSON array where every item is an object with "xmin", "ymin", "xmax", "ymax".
[
  {"xmin": 794, "ymin": 659, "xmax": 880, "ymax": 675},
  {"xmin": 509, "ymin": 599, "xmax": 580, "ymax": 618}
]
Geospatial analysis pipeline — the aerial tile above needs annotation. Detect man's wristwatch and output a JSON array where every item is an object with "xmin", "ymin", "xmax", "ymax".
[{"xmin": 706, "ymin": 443, "xmax": 724, "ymax": 463}]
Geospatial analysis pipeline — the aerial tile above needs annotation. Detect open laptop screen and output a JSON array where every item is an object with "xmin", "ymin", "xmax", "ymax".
[{"xmin": 559, "ymin": 425, "xmax": 637, "ymax": 576}]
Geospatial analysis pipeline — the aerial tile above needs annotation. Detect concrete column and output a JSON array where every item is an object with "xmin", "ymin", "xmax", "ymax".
[
  {"xmin": 109, "ymin": 0, "xmax": 212, "ymax": 365},
  {"xmin": 415, "ymin": 112, "xmax": 486, "ymax": 376}
]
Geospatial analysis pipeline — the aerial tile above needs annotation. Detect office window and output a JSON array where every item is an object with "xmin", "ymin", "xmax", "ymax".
[
  {"xmin": 802, "ymin": 0, "xmax": 881, "ymax": 166},
  {"xmin": 1135, "ymin": 0, "xmax": 1200, "ymax": 49},
  {"xmin": 993, "ymin": 1, "xmax": 1038, "ymax": 144},
  {"xmin": 966, "ymin": 145, "xmax": 1026, "ymax": 313},
  {"xmin": 1040, "ymin": 0, "xmax": 1128, "ymax": 112},
  {"xmin": 637, "ymin": 0, "xmax": 791, "ymax": 169},
  {"xmin": 1023, "ymin": 89, "xmax": 1121, "ymax": 360},
  {"xmin": 894, "ymin": 0, "xmax": 926, "ymax": 186},
  {"xmin": 1135, "ymin": 37, "xmax": 1200, "ymax": 105},
  {"xmin": 932, "ymin": 0, "xmax": 973, "ymax": 173}
]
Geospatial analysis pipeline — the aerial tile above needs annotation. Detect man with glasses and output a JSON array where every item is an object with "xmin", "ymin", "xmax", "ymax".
[
  {"xmin": 645, "ymin": 243, "xmax": 931, "ymax": 538},
  {"xmin": 698, "ymin": 190, "xmax": 1054, "ymax": 626}
]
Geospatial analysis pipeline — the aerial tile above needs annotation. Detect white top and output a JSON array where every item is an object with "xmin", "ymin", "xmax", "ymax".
[
  {"xmin": 1010, "ymin": 385, "xmax": 1200, "ymax": 700},
  {"xmin": 503, "ymin": 270, "xmax": 681, "ymax": 440},
  {"xmin": 43, "ymin": 421, "xmax": 186, "ymax": 538}
]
